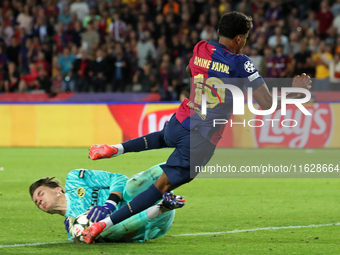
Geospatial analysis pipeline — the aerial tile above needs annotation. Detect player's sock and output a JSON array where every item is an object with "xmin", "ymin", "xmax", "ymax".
[
  {"xmin": 122, "ymin": 131, "xmax": 167, "ymax": 153},
  {"xmin": 101, "ymin": 217, "xmax": 114, "ymax": 231},
  {"xmin": 110, "ymin": 143, "xmax": 124, "ymax": 156},
  {"xmin": 146, "ymin": 205, "xmax": 162, "ymax": 220},
  {"xmin": 109, "ymin": 184, "xmax": 163, "ymax": 225}
]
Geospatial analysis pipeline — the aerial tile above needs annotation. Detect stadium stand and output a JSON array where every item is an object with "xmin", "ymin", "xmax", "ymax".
[{"xmin": 0, "ymin": 0, "xmax": 340, "ymax": 101}]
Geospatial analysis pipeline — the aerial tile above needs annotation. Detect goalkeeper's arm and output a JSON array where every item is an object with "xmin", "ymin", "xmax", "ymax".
[{"xmin": 87, "ymin": 192, "xmax": 122, "ymax": 223}]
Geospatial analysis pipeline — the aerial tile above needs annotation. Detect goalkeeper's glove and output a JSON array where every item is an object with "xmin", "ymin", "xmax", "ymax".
[
  {"xmin": 87, "ymin": 201, "xmax": 116, "ymax": 223},
  {"xmin": 64, "ymin": 216, "xmax": 75, "ymax": 235},
  {"xmin": 86, "ymin": 193, "xmax": 120, "ymax": 222}
]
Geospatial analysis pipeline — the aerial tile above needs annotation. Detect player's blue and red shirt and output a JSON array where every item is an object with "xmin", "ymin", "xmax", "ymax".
[{"xmin": 176, "ymin": 40, "xmax": 265, "ymax": 145}]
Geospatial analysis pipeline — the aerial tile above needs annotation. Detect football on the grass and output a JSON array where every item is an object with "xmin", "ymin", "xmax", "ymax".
[{"xmin": 71, "ymin": 212, "xmax": 93, "ymax": 242}]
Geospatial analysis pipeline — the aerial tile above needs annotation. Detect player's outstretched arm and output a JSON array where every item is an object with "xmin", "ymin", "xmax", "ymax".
[
  {"xmin": 252, "ymin": 73, "xmax": 312, "ymax": 111},
  {"xmin": 251, "ymin": 83, "xmax": 274, "ymax": 111}
]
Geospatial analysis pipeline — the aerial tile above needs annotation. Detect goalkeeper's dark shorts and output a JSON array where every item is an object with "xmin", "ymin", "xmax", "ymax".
[{"xmin": 160, "ymin": 113, "xmax": 216, "ymax": 186}]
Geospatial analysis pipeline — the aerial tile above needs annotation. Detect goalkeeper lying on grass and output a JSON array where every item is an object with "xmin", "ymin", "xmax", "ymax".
[{"xmin": 29, "ymin": 164, "xmax": 185, "ymax": 243}]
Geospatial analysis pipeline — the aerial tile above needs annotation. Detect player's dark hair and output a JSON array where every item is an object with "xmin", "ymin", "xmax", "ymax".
[
  {"xmin": 218, "ymin": 11, "xmax": 253, "ymax": 39},
  {"xmin": 29, "ymin": 177, "xmax": 64, "ymax": 198}
]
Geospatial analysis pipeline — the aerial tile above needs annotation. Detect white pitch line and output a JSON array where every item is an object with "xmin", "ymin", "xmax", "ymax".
[
  {"xmin": 171, "ymin": 222, "xmax": 340, "ymax": 237},
  {"xmin": 1, "ymin": 223, "xmax": 339, "ymax": 248},
  {"xmin": 0, "ymin": 241, "xmax": 68, "ymax": 248}
]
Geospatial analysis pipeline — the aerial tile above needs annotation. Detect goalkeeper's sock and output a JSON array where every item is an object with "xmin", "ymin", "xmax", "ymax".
[
  {"xmin": 146, "ymin": 205, "xmax": 162, "ymax": 220},
  {"xmin": 109, "ymin": 184, "xmax": 163, "ymax": 225},
  {"xmin": 121, "ymin": 131, "xmax": 167, "ymax": 153}
]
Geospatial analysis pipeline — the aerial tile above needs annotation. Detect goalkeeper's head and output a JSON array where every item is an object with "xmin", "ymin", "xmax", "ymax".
[{"xmin": 30, "ymin": 177, "xmax": 66, "ymax": 215}]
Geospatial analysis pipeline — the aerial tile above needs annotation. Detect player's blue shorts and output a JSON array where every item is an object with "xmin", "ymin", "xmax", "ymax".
[{"xmin": 160, "ymin": 113, "xmax": 216, "ymax": 186}]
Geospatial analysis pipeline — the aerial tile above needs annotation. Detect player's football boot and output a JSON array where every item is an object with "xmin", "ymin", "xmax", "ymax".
[
  {"xmin": 82, "ymin": 222, "xmax": 106, "ymax": 244},
  {"xmin": 89, "ymin": 144, "xmax": 118, "ymax": 160},
  {"xmin": 159, "ymin": 192, "xmax": 186, "ymax": 211}
]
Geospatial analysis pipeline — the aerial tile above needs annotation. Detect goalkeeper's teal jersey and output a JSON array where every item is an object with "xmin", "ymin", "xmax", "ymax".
[{"xmin": 64, "ymin": 169, "xmax": 128, "ymax": 219}]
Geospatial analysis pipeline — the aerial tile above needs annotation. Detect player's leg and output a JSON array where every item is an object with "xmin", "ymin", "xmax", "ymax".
[
  {"xmin": 89, "ymin": 118, "xmax": 172, "ymax": 160},
  {"xmin": 123, "ymin": 164, "xmax": 164, "ymax": 201},
  {"xmin": 189, "ymin": 129, "xmax": 217, "ymax": 178},
  {"xmin": 142, "ymin": 210, "xmax": 175, "ymax": 241},
  {"xmin": 98, "ymin": 208, "xmax": 156, "ymax": 242},
  {"xmin": 109, "ymin": 172, "xmax": 177, "ymax": 225},
  {"xmin": 120, "ymin": 113, "xmax": 185, "ymax": 156},
  {"xmin": 103, "ymin": 116, "xmax": 190, "ymax": 224},
  {"xmin": 121, "ymin": 127, "xmax": 169, "ymax": 153},
  {"xmin": 97, "ymin": 194, "xmax": 184, "ymax": 242},
  {"xmin": 83, "ymin": 115, "xmax": 190, "ymax": 243},
  {"xmin": 84, "ymin": 117, "xmax": 217, "ymax": 243}
]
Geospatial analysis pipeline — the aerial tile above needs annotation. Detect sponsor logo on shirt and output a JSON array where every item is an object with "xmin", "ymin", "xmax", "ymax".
[
  {"xmin": 91, "ymin": 188, "xmax": 99, "ymax": 206},
  {"xmin": 77, "ymin": 187, "xmax": 85, "ymax": 197}
]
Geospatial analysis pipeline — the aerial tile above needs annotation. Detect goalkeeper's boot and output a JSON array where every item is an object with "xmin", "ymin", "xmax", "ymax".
[
  {"xmin": 159, "ymin": 192, "xmax": 186, "ymax": 211},
  {"xmin": 82, "ymin": 222, "xmax": 106, "ymax": 244},
  {"xmin": 89, "ymin": 144, "xmax": 118, "ymax": 160}
]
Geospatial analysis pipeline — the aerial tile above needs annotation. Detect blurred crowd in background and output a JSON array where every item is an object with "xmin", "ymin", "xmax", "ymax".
[{"xmin": 0, "ymin": 0, "xmax": 340, "ymax": 100}]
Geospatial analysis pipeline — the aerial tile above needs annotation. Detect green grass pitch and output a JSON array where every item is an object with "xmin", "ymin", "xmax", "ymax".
[{"xmin": 0, "ymin": 147, "xmax": 339, "ymax": 255}]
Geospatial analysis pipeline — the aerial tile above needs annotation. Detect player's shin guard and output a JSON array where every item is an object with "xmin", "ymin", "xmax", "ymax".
[{"xmin": 122, "ymin": 130, "xmax": 167, "ymax": 153}]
